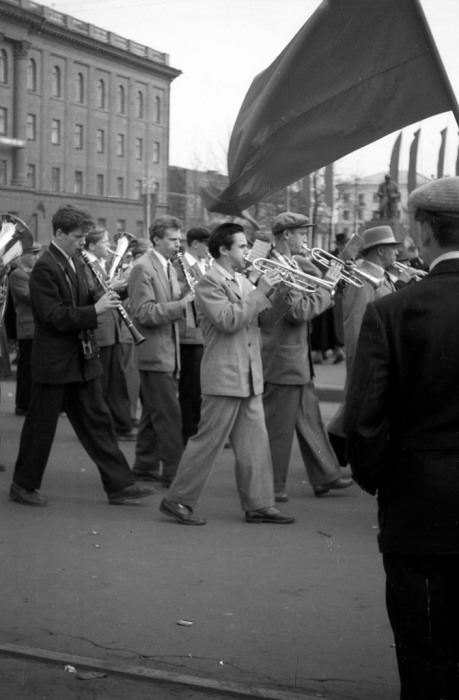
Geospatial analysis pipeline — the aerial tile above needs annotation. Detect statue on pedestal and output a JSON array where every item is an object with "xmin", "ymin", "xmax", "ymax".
[{"xmin": 377, "ymin": 174, "xmax": 400, "ymax": 220}]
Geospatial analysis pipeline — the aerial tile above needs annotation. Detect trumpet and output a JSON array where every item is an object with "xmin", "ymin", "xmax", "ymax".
[
  {"xmin": 78, "ymin": 250, "xmax": 145, "ymax": 346},
  {"xmin": 393, "ymin": 260, "xmax": 423, "ymax": 282},
  {"xmin": 302, "ymin": 245, "xmax": 382, "ymax": 290},
  {"xmin": 250, "ymin": 257, "xmax": 336, "ymax": 294},
  {"xmin": 107, "ymin": 231, "xmax": 136, "ymax": 281}
]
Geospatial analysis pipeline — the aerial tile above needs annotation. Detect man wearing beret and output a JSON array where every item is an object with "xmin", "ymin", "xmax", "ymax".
[
  {"xmin": 261, "ymin": 212, "xmax": 353, "ymax": 502},
  {"xmin": 344, "ymin": 176, "xmax": 459, "ymax": 698}
]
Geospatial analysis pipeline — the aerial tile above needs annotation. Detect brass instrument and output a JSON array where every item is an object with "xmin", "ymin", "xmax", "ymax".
[
  {"xmin": 0, "ymin": 214, "xmax": 33, "ymax": 328},
  {"xmin": 250, "ymin": 257, "xmax": 336, "ymax": 294},
  {"xmin": 78, "ymin": 249, "xmax": 145, "ymax": 345},
  {"xmin": 302, "ymin": 245, "xmax": 382, "ymax": 290},
  {"xmin": 393, "ymin": 260, "xmax": 423, "ymax": 282},
  {"xmin": 107, "ymin": 231, "xmax": 136, "ymax": 281}
]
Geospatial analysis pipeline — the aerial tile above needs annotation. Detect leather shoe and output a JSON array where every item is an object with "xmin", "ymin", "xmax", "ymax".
[
  {"xmin": 274, "ymin": 491, "xmax": 288, "ymax": 503},
  {"xmin": 159, "ymin": 498, "xmax": 206, "ymax": 525},
  {"xmin": 108, "ymin": 483, "xmax": 156, "ymax": 505},
  {"xmin": 245, "ymin": 506, "xmax": 295, "ymax": 524},
  {"xmin": 313, "ymin": 477, "xmax": 354, "ymax": 497},
  {"xmin": 132, "ymin": 468, "xmax": 161, "ymax": 482},
  {"xmin": 116, "ymin": 430, "xmax": 137, "ymax": 442},
  {"xmin": 9, "ymin": 482, "xmax": 48, "ymax": 506}
]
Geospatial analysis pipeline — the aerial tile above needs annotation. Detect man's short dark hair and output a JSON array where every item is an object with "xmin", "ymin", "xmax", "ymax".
[
  {"xmin": 186, "ymin": 227, "xmax": 210, "ymax": 246},
  {"xmin": 414, "ymin": 209, "xmax": 459, "ymax": 248},
  {"xmin": 52, "ymin": 205, "xmax": 94, "ymax": 235},
  {"xmin": 84, "ymin": 228, "xmax": 107, "ymax": 249},
  {"xmin": 149, "ymin": 216, "xmax": 182, "ymax": 243},
  {"xmin": 208, "ymin": 222, "xmax": 244, "ymax": 259}
]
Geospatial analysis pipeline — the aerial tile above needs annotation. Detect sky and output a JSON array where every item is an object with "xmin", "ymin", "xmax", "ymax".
[{"xmin": 44, "ymin": 0, "xmax": 459, "ymax": 182}]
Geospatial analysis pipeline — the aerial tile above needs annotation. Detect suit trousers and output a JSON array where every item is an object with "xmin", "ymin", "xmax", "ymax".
[
  {"xmin": 13, "ymin": 378, "xmax": 135, "ymax": 494},
  {"xmin": 15, "ymin": 338, "xmax": 33, "ymax": 412},
  {"xmin": 178, "ymin": 344, "xmax": 203, "ymax": 444},
  {"xmin": 383, "ymin": 553, "xmax": 459, "ymax": 700},
  {"xmin": 167, "ymin": 393, "xmax": 275, "ymax": 512},
  {"xmin": 263, "ymin": 380, "xmax": 341, "ymax": 491},
  {"xmin": 134, "ymin": 371, "xmax": 183, "ymax": 479},
  {"xmin": 99, "ymin": 343, "xmax": 132, "ymax": 433}
]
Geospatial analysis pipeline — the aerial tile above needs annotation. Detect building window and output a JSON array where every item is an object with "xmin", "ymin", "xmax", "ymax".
[
  {"xmin": 51, "ymin": 167, "xmax": 61, "ymax": 192},
  {"xmin": 358, "ymin": 193, "xmax": 365, "ymax": 206},
  {"xmin": 117, "ymin": 219, "xmax": 126, "ymax": 233},
  {"xmin": 74, "ymin": 124, "xmax": 83, "ymax": 150},
  {"xmin": 116, "ymin": 134, "xmax": 125, "ymax": 157},
  {"xmin": 0, "ymin": 108, "xmax": 7, "ymax": 135},
  {"xmin": 96, "ymin": 129, "xmax": 105, "ymax": 154},
  {"xmin": 96, "ymin": 79, "xmax": 106, "ymax": 109},
  {"xmin": 51, "ymin": 66, "xmax": 61, "ymax": 98},
  {"xmin": 135, "ymin": 138, "xmax": 143, "ymax": 160},
  {"xmin": 117, "ymin": 85, "xmax": 125, "ymax": 114},
  {"xmin": 74, "ymin": 171, "xmax": 83, "ymax": 194},
  {"xmin": 51, "ymin": 119, "xmax": 61, "ymax": 145},
  {"xmin": 154, "ymin": 96, "xmax": 161, "ymax": 124},
  {"xmin": 26, "ymin": 114, "xmax": 36, "ymax": 141},
  {"xmin": 343, "ymin": 210, "xmax": 349, "ymax": 221},
  {"xmin": 27, "ymin": 164, "xmax": 36, "ymax": 188},
  {"xmin": 116, "ymin": 177, "xmax": 124, "ymax": 197},
  {"xmin": 0, "ymin": 49, "xmax": 7, "ymax": 84},
  {"xmin": 27, "ymin": 58, "xmax": 37, "ymax": 91},
  {"xmin": 136, "ymin": 221, "xmax": 144, "ymax": 237},
  {"xmin": 0, "ymin": 160, "xmax": 7, "ymax": 185},
  {"xmin": 75, "ymin": 73, "xmax": 84, "ymax": 103},
  {"xmin": 97, "ymin": 218, "xmax": 106, "ymax": 228},
  {"xmin": 153, "ymin": 141, "xmax": 160, "ymax": 163},
  {"xmin": 134, "ymin": 179, "xmax": 142, "ymax": 199},
  {"xmin": 135, "ymin": 91, "xmax": 144, "ymax": 118},
  {"xmin": 96, "ymin": 174, "xmax": 104, "ymax": 196}
]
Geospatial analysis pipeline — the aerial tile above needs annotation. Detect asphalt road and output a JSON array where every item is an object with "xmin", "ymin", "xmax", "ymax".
[{"xmin": 0, "ymin": 366, "xmax": 399, "ymax": 700}]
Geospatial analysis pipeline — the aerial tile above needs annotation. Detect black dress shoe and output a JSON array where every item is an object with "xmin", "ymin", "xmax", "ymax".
[
  {"xmin": 313, "ymin": 477, "xmax": 354, "ymax": 496},
  {"xmin": 245, "ymin": 506, "xmax": 295, "ymax": 524},
  {"xmin": 116, "ymin": 430, "xmax": 137, "ymax": 442},
  {"xmin": 9, "ymin": 482, "xmax": 48, "ymax": 506},
  {"xmin": 159, "ymin": 498, "xmax": 206, "ymax": 525},
  {"xmin": 108, "ymin": 483, "xmax": 156, "ymax": 505},
  {"xmin": 132, "ymin": 468, "xmax": 161, "ymax": 482}
]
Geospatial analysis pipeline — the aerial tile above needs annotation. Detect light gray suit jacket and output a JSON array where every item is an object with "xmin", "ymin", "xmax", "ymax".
[{"xmin": 128, "ymin": 249, "xmax": 184, "ymax": 373}]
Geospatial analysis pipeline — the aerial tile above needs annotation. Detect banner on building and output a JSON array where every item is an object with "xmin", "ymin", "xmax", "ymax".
[
  {"xmin": 437, "ymin": 127, "xmax": 447, "ymax": 178},
  {"xmin": 389, "ymin": 132, "xmax": 402, "ymax": 183}
]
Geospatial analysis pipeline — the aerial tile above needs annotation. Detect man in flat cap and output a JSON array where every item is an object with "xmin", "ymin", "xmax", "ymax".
[
  {"xmin": 261, "ymin": 212, "xmax": 352, "ymax": 502},
  {"xmin": 344, "ymin": 177, "xmax": 459, "ymax": 698}
]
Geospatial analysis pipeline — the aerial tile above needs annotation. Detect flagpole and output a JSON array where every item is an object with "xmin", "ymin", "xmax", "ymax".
[{"xmin": 413, "ymin": 0, "xmax": 459, "ymax": 129}]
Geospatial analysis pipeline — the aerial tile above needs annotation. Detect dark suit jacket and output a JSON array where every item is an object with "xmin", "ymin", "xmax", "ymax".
[
  {"xmin": 30, "ymin": 243, "xmax": 101, "ymax": 384},
  {"xmin": 344, "ymin": 258, "xmax": 459, "ymax": 554}
]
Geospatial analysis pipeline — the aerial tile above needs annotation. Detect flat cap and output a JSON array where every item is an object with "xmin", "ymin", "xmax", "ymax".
[
  {"xmin": 409, "ymin": 176, "xmax": 459, "ymax": 216},
  {"xmin": 272, "ymin": 212, "xmax": 313, "ymax": 235},
  {"xmin": 361, "ymin": 225, "xmax": 400, "ymax": 251}
]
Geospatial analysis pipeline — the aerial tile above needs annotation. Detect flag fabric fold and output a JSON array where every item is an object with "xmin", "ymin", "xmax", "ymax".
[{"xmin": 202, "ymin": 0, "xmax": 459, "ymax": 216}]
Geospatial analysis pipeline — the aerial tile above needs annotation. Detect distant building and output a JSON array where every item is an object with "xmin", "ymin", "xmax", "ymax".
[
  {"xmin": 168, "ymin": 166, "xmax": 229, "ymax": 232},
  {"xmin": 335, "ymin": 171, "xmax": 431, "ymax": 239},
  {"xmin": 0, "ymin": 0, "xmax": 180, "ymax": 241}
]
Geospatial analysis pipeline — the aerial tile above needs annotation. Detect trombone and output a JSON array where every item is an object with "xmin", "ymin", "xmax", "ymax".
[
  {"xmin": 393, "ymin": 260, "xmax": 424, "ymax": 282},
  {"xmin": 302, "ymin": 245, "xmax": 382, "ymax": 290},
  {"xmin": 249, "ymin": 257, "xmax": 336, "ymax": 294}
]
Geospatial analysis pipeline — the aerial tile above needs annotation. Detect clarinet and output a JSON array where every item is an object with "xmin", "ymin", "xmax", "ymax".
[
  {"xmin": 174, "ymin": 251, "xmax": 198, "ymax": 292},
  {"xmin": 78, "ymin": 250, "xmax": 145, "ymax": 346}
]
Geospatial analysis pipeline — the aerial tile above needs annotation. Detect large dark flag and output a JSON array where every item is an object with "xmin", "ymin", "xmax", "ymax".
[
  {"xmin": 389, "ymin": 132, "xmax": 402, "ymax": 183},
  {"xmin": 202, "ymin": 0, "xmax": 459, "ymax": 216}
]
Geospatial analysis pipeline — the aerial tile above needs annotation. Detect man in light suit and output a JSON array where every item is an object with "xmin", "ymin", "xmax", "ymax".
[
  {"xmin": 261, "ymin": 212, "xmax": 352, "ymax": 502},
  {"xmin": 160, "ymin": 222, "xmax": 295, "ymax": 525},
  {"xmin": 128, "ymin": 216, "xmax": 194, "ymax": 487},
  {"xmin": 344, "ymin": 177, "xmax": 459, "ymax": 698}
]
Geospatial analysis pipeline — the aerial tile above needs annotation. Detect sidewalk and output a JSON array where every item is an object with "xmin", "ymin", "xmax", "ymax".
[{"xmin": 0, "ymin": 376, "xmax": 397, "ymax": 700}]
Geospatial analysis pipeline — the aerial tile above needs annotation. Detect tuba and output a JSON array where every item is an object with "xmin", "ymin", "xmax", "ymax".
[
  {"xmin": 0, "ymin": 214, "xmax": 33, "ymax": 328},
  {"xmin": 107, "ymin": 231, "xmax": 136, "ymax": 281}
]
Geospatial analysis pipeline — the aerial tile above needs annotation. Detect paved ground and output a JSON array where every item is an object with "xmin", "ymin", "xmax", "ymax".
[{"xmin": 0, "ymin": 361, "xmax": 400, "ymax": 700}]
